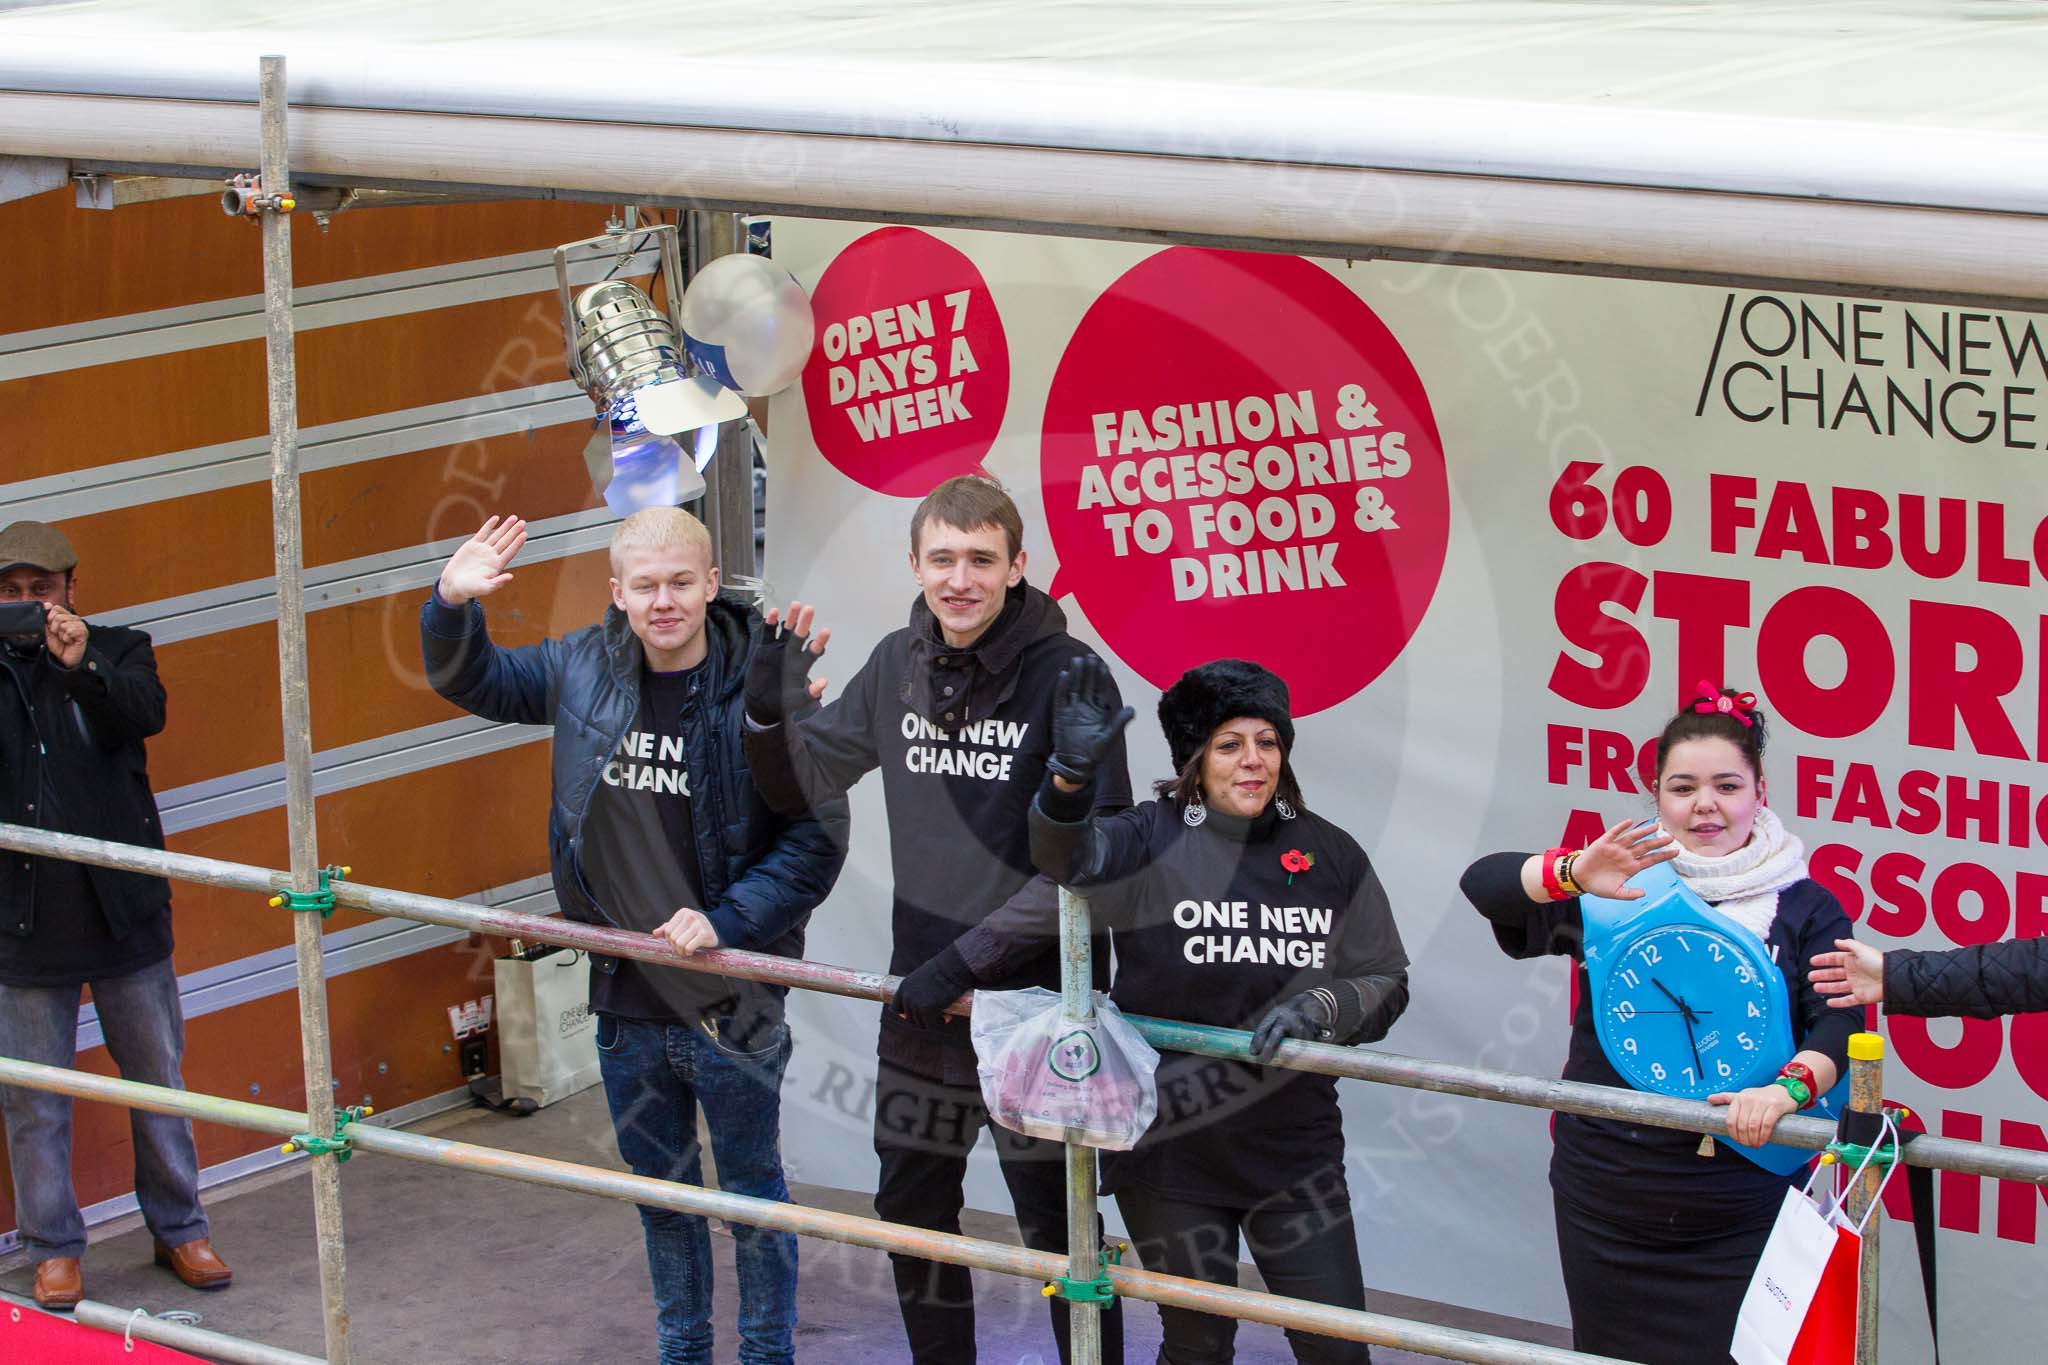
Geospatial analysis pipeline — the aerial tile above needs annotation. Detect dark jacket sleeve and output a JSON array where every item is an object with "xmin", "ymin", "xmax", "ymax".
[
  {"xmin": 951, "ymin": 648, "xmax": 1137, "ymax": 980},
  {"xmin": 56, "ymin": 627, "xmax": 166, "ymax": 746},
  {"xmin": 1459, "ymin": 851, "xmax": 1584, "ymax": 961},
  {"xmin": 1027, "ymin": 784, "xmax": 1158, "ymax": 929},
  {"xmin": 703, "ymin": 796, "xmax": 850, "ymax": 951},
  {"xmin": 1323, "ymin": 838, "xmax": 1410, "ymax": 1046},
  {"xmin": 1884, "ymin": 938, "xmax": 2048, "ymax": 1019},
  {"xmin": 742, "ymin": 643, "xmax": 884, "ymax": 818},
  {"xmin": 418, "ymin": 591, "xmax": 558, "ymax": 725}
]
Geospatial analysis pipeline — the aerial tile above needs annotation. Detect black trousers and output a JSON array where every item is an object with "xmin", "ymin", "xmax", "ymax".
[
  {"xmin": 1116, "ymin": 1181, "xmax": 1370, "ymax": 1365},
  {"xmin": 873, "ymin": 1057, "xmax": 1125, "ymax": 1365}
]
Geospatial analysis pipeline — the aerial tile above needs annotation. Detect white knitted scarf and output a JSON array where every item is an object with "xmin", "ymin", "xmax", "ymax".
[{"xmin": 1670, "ymin": 805, "xmax": 1807, "ymax": 943}]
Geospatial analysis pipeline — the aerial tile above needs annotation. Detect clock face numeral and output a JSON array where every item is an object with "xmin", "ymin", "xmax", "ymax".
[{"xmin": 1600, "ymin": 925, "xmax": 1779, "ymax": 1100}]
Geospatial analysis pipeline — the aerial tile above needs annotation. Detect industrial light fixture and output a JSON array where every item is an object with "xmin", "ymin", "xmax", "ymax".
[{"xmin": 554, "ymin": 219, "xmax": 747, "ymax": 514}]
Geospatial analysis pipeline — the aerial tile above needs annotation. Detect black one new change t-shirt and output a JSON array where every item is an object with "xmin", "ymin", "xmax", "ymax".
[{"xmin": 579, "ymin": 666, "xmax": 729, "ymax": 1023}]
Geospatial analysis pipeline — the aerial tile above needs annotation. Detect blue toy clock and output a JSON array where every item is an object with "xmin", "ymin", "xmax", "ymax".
[{"xmin": 1580, "ymin": 857, "xmax": 1843, "ymax": 1174}]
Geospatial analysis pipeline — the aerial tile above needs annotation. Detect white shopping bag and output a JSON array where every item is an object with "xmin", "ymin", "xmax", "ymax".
[
  {"xmin": 1731, "ymin": 1184, "xmax": 1844, "ymax": 1365},
  {"xmin": 494, "ymin": 947, "xmax": 602, "ymax": 1107},
  {"xmin": 970, "ymin": 987, "xmax": 1160, "ymax": 1149},
  {"xmin": 1732, "ymin": 1117, "xmax": 1896, "ymax": 1365}
]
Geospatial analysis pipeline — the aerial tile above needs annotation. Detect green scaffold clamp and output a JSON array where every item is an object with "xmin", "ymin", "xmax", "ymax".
[
  {"xmin": 1042, "ymin": 1241, "xmax": 1124, "ymax": 1304},
  {"xmin": 268, "ymin": 865, "xmax": 351, "ymax": 919},
  {"xmin": 282, "ymin": 1103, "xmax": 374, "ymax": 1163},
  {"xmin": 1822, "ymin": 1104, "xmax": 1913, "ymax": 1173}
]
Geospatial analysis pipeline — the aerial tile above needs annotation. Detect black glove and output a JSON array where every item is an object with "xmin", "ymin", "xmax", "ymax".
[
  {"xmin": 889, "ymin": 944, "xmax": 977, "ymax": 1029},
  {"xmin": 1248, "ymin": 989, "xmax": 1337, "ymax": 1063},
  {"xmin": 745, "ymin": 613, "xmax": 823, "ymax": 727},
  {"xmin": 1047, "ymin": 655, "xmax": 1134, "ymax": 788}
]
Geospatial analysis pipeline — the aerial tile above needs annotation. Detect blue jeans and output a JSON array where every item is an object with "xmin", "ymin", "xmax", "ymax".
[
  {"xmin": 0, "ymin": 956, "xmax": 209, "ymax": 1262},
  {"xmin": 597, "ymin": 1010, "xmax": 798, "ymax": 1365}
]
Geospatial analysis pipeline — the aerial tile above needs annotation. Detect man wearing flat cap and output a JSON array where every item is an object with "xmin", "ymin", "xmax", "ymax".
[{"xmin": 0, "ymin": 521, "xmax": 230, "ymax": 1309}]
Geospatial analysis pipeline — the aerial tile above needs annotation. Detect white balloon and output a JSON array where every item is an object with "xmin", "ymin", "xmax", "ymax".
[{"xmin": 680, "ymin": 254, "xmax": 817, "ymax": 397}]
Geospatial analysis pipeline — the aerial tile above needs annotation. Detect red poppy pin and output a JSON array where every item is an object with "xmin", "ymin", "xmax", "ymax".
[{"xmin": 1282, "ymin": 849, "xmax": 1315, "ymax": 884}]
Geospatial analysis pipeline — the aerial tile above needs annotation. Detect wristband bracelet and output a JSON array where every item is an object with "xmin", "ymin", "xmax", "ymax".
[
  {"xmin": 1771, "ymin": 1075, "xmax": 1814, "ymax": 1110},
  {"xmin": 1558, "ymin": 851, "xmax": 1584, "ymax": 897},
  {"xmin": 1539, "ymin": 847, "xmax": 1572, "ymax": 900}
]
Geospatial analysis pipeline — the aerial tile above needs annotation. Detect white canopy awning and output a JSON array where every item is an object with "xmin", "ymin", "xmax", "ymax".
[{"xmin": 3, "ymin": 1, "xmax": 2046, "ymax": 303}]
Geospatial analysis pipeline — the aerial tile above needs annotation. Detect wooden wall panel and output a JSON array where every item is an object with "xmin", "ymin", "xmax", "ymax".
[
  {"xmin": 145, "ymin": 548, "xmax": 613, "ymax": 793},
  {"xmin": 163, "ymin": 741, "xmax": 558, "ymax": 978},
  {"xmin": 1, "ymin": 187, "xmax": 616, "ymax": 332},
  {"xmin": 0, "ymin": 939, "xmax": 516, "ymax": 1232},
  {"xmin": 60, "ymin": 421, "xmax": 604, "ymax": 618},
  {"xmin": 0, "ymin": 191, "xmax": 679, "ymax": 1244},
  {"xmin": 0, "ymin": 289, "xmax": 601, "ymax": 482}
]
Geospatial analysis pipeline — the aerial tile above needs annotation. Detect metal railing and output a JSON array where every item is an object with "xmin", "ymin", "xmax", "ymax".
[{"xmin": 3, "ymin": 821, "xmax": 2039, "ymax": 1365}]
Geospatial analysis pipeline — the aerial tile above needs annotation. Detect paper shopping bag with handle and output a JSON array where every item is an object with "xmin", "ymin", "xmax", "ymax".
[{"xmin": 1731, "ymin": 1182, "xmax": 1845, "ymax": 1365}]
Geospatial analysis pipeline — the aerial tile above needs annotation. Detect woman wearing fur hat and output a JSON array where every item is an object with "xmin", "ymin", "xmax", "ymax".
[
  {"xmin": 1030, "ymin": 656, "xmax": 1409, "ymax": 1365},
  {"xmin": 1458, "ymin": 686, "xmax": 1859, "ymax": 1365}
]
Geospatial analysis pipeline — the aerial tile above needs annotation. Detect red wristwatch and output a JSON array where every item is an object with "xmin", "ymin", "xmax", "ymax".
[{"xmin": 1776, "ymin": 1061, "xmax": 1818, "ymax": 1109}]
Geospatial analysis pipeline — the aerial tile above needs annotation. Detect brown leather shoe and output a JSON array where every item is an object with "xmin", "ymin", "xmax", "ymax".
[
  {"xmin": 31, "ymin": 1256, "xmax": 83, "ymax": 1309},
  {"xmin": 153, "ymin": 1238, "xmax": 232, "ymax": 1290}
]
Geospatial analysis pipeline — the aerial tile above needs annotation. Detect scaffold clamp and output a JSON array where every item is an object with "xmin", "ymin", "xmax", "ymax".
[
  {"xmin": 282, "ymin": 1103, "xmax": 373, "ymax": 1162},
  {"xmin": 1822, "ymin": 1104, "xmax": 1913, "ymax": 1172},
  {"xmin": 1042, "ymin": 1242, "xmax": 1124, "ymax": 1303},
  {"xmin": 268, "ymin": 865, "xmax": 350, "ymax": 919}
]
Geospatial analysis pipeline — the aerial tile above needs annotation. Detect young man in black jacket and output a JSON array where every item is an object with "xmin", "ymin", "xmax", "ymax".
[
  {"xmin": 0, "ymin": 521, "xmax": 231, "ymax": 1309},
  {"xmin": 421, "ymin": 508, "xmax": 846, "ymax": 1365},
  {"xmin": 742, "ymin": 475, "xmax": 1130, "ymax": 1365}
]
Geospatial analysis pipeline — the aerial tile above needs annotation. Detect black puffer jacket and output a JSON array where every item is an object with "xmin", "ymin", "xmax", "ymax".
[
  {"xmin": 420, "ymin": 591, "xmax": 847, "ymax": 967},
  {"xmin": 1886, "ymin": 939, "xmax": 2048, "ymax": 1019}
]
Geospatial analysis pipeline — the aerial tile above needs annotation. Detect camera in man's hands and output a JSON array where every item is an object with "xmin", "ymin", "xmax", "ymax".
[{"xmin": 0, "ymin": 601, "xmax": 49, "ymax": 642}]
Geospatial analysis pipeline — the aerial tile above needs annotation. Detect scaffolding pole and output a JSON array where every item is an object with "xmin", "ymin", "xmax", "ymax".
[
  {"xmin": 5, "ymin": 820, "xmax": 2048, "ymax": 1192},
  {"xmin": 255, "ymin": 52, "xmax": 353, "ymax": 1365},
  {"xmin": 0, "ymin": 1058, "xmax": 1627, "ymax": 1365},
  {"xmin": 1059, "ymin": 887, "xmax": 1105, "ymax": 1363},
  {"xmin": 1843, "ymin": 1035, "xmax": 1887, "ymax": 1365}
]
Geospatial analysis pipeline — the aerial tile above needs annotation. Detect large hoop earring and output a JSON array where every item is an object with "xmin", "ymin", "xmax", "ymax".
[
  {"xmin": 1183, "ymin": 795, "xmax": 1207, "ymax": 828},
  {"xmin": 1275, "ymin": 796, "xmax": 1297, "ymax": 821}
]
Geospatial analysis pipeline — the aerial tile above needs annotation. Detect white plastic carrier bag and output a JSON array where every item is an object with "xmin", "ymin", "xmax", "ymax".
[
  {"xmin": 970, "ymin": 987, "xmax": 1160, "ymax": 1150},
  {"xmin": 494, "ymin": 946, "xmax": 602, "ymax": 1108}
]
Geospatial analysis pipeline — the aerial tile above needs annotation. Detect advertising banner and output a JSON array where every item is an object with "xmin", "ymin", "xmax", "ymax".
[{"xmin": 764, "ymin": 216, "xmax": 2047, "ymax": 1360}]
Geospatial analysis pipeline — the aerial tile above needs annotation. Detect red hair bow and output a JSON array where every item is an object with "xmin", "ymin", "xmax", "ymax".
[{"xmin": 1692, "ymin": 680, "xmax": 1757, "ymax": 728}]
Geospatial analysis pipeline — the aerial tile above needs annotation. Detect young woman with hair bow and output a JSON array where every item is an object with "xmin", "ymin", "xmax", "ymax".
[{"xmin": 1458, "ymin": 683, "xmax": 1861, "ymax": 1365}]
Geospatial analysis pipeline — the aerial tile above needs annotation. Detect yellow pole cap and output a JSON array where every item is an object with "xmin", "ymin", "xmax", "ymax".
[
  {"xmin": 1848, "ymin": 1033, "xmax": 1886, "ymax": 1062},
  {"xmin": 268, "ymin": 896, "xmax": 283, "ymax": 908},
  {"xmin": 1041, "ymin": 1284, "xmax": 1057, "ymax": 1298}
]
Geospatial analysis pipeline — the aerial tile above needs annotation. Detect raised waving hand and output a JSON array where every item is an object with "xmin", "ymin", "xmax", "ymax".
[{"xmin": 437, "ymin": 516, "xmax": 528, "ymax": 606}]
